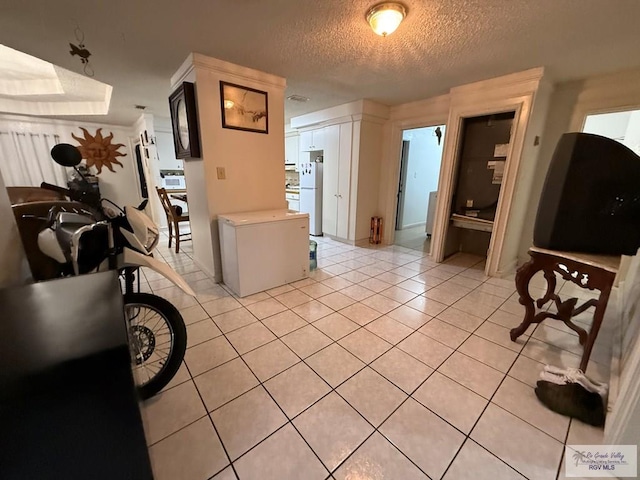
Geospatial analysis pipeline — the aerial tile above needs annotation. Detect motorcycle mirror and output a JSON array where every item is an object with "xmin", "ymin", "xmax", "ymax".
[{"xmin": 51, "ymin": 143, "xmax": 82, "ymax": 167}]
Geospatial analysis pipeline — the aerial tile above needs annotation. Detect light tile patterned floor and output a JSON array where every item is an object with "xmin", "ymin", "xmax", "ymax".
[{"xmin": 141, "ymin": 235, "xmax": 611, "ymax": 480}]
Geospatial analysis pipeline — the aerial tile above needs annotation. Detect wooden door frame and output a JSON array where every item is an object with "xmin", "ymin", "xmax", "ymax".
[
  {"xmin": 395, "ymin": 140, "xmax": 410, "ymax": 230},
  {"xmin": 383, "ymin": 114, "xmax": 449, "ymax": 246},
  {"xmin": 431, "ymin": 97, "xmax": 532, "ymax": 276}
]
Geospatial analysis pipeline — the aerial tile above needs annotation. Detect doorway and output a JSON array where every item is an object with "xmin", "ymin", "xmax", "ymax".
[
  {"xmin": 443, "ymin": 112, "xmax": 515, "ymax": 261},
  {"xmin": 394, "ymin": 125, "xmax": 445, "ymax": 253},
  {"xmin": 134, "ymin": 144, "xmax": 149, "ymax": 199}
]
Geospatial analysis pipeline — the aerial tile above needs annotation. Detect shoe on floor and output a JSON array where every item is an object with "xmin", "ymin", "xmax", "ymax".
[
  {"xmin": 541, "ymin": 365, "xmax": 608, "ymax": 398},
  {"xmin": 534, "ymin": 380, "xmax": 606, "ymax": 427}
]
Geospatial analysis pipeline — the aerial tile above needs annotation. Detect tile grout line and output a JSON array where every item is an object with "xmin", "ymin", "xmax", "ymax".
[
  {"xmin": 206, "ymin": 323, "xmax": 333, "ymax": 478},
  {"xmin": 148, "ymin": 237, "xmax": 592, "ymax": 479}
]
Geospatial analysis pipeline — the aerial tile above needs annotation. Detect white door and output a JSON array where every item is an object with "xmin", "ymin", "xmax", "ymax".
[
  {"xmin": 322, "ymin": 124, "xmax": 340, "ymax": 236},
  {"xmin": 336, "ymin": 122, "xmax": 352, "ymax": 239},
  {"xmin": 395, "ymin": 140, "xmax": 410, "ymax": 230},
  {"xmin": 311, "ymin": 129, "xmax": 325, "ymax": 151},
  {"xmin": 299, "ymin": 131, "xmax": 313, "ymax": 151},
  {"xmin": 285, "ymin": 135, "xmax": 299, "ymax": 168}
]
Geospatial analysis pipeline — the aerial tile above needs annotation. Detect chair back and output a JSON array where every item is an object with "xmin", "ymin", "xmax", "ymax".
[{"xmin": 155, "ymin": 187, "xmax": 179, "ymax": 221}]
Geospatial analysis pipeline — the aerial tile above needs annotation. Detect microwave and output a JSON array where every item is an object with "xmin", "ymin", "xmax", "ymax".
[{"xmin": 161, "ymin": 174, "xmax": 186, "ymax": 190}]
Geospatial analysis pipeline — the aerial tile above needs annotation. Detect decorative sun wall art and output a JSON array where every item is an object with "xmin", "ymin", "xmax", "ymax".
[{"xmin": 72, "ymin": 127, "xmax": 127, "ymax": 174}]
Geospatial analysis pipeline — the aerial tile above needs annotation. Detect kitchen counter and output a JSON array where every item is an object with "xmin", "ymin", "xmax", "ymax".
[{"xmin": 285, "ymin": 187, "xmax": 300, "ymax": 211}]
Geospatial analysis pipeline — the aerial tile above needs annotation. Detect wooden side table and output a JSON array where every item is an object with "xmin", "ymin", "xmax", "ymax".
[{"xmin": 511, "ymin": 246, "xmax": 620, "ymax": 372}]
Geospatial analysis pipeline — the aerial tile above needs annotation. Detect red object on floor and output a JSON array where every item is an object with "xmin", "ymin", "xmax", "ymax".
[{"xmin": 370, "ymin": 216, "xmax": 383, "ymax": 244}]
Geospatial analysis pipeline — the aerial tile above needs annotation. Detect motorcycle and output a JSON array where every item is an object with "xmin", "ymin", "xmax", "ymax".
[{"xmin": 18, "ymin": 143, "xmax": 193, "ymax": 399}]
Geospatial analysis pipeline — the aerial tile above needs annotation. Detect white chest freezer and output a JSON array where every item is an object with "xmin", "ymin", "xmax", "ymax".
[{"xmin": 218, "ymin": 209, "xmax": 310, "ymax": 297}]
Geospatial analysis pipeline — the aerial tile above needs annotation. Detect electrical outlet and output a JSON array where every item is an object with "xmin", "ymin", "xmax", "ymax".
[
  {"xmin": 466, "ymin": 199, "xmax": 474, "ymax": 208},
  {"xmin": 216, "ymin": 167, "xmax": 226, "ymax": 180}
]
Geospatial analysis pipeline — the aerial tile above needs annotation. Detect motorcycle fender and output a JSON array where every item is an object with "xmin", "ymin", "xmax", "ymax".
[
  {"xmin": 37, "ymin": 228, "xmax": 67, "ymax": 263},
  {"xmin": 122, "ymin": 248, "xmax": 196, "ymax": 297}
]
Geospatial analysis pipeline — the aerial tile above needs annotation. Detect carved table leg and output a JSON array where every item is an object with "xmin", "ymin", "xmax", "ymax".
[
  {"xmin": 536, "ymin": 268, "xmax": 557, "ymax": 308},
  {"xmin": 509, "ymin": 248, "xmax": 617, "ymax": 371},
  {"xmin": 580, "ymin": 287, "xmax": 612, "ymax": 372},
  {"xmin": 510, "ymin": 256, "xmax": 541, "ymax": 341}
]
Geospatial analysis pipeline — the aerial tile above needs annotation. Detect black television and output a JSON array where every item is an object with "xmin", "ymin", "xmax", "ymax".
[{"xmin": 534, "ymin": 132, "xmax": 640, "ymax": 256}]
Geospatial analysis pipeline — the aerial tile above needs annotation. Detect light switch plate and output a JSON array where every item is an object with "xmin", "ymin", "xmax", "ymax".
[{"xmin": 216, "ymin": 167, "xmax": 226, "ymax": 180}]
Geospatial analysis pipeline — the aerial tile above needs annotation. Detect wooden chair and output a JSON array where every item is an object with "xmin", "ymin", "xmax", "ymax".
[{"xmin": 155, "ymin": 187, "xmax": 191, "ymax": 253}]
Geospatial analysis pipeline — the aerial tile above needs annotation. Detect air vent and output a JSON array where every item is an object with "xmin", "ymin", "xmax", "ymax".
[{"xmin": 286, "ymin": 95, "xmax": 310, "ymax": 103}]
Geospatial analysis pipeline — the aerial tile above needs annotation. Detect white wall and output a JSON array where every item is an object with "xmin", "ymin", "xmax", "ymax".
[
  {"xmin": 400, "ymin": 126, "xmax": 444, "ymax": 228},
  {"xmin": 584, "ymin": 109, "xmax": 640, "ymax": 155},
  {"xmin": 171, "ymin": 54, "xmax": 287, "ymax": 280},
  {"xmin": 353, "ymin": 117, "xmax": 385, "ymax": 242},
  {"xmin": 0, "ymin": 114, "xmax": 142, "ymax": 209},
  {"xmin": 605, "ymin": 251, "xmax": 640, "ymax": 449},
  {"xmin": 519, "ymin": 67, "xmax": 640, "ymax": 264},
  {"xmin": 583, "ymin": 111, "xmax": 632, "ymax": 140},
  {"xmin": 624, "ymin": 111, "xmax": 640, "ymax": 155},
  {"xmin": 516, "ymin": 82, "xmax": 582, "ymax": 263},
  {"xmin": 155, "ymin": 123, "xmax": 184, "ymax": 171}
]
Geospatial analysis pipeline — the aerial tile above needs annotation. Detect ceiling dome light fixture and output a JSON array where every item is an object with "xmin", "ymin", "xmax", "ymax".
[{"xmin": 366, "ymin": 2, "xmax": 407, "ymax": 37}]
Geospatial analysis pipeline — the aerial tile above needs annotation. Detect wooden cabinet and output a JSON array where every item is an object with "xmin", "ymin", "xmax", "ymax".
[
  {"xmin": 285, "ymin": 134, "xmax": 299, "ymax": 170},
  {"xmin": 299, "ymin": 129, "xmax": 325, "ymax": 151},
  {"xmin": 322, "ymin": 123, "xmax": 352, "ymax": 238}
]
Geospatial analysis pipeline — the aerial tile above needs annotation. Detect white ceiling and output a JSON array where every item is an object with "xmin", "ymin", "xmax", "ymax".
[
  {"xmin": 0, "ymin": 45, "xmax": 112, "ymax": 116},
  {"xmin": 2, "ymin": 0, "xmax": 640, "ymax": 126}
]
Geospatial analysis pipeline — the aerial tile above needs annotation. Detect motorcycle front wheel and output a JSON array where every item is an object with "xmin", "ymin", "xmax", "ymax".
[{"xmin": 123, "ymin": 293, "xmax": 187, "ymax": 400}]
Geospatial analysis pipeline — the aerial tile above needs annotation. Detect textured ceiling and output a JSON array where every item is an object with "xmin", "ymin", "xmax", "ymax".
[{"xmin": 2, "ymin": 0, "xmax": 640, "ymax": 126}]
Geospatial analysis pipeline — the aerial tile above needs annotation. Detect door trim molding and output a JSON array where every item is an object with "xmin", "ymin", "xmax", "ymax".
[
  {"xmin": 383, "ymin": 115, "xmax": 449, "ymax": 246},
  {"xmin": 430, "ymin": 70, "xmax": 543, "ymax": 276}
]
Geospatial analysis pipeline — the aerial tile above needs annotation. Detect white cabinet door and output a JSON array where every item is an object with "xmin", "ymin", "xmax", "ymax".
[
  {"xmin": 321, "ymin": 123, "xmax": 353, "ymax": 239},
  {"xmin": 299, "ymin": 128, "xmax": 325, "ymax": 151},
  {"xmin": 311, "ymin": 129, "xmax": 325, "ymax": 151},
  {"xmin": 322, "ymin": 124, "xmax": 340, "ymax": 236},
  {"xmin": 336, "ymin": 122, "xmax": 352, "ymax": 239},
  {"xmin": 285, "ymin": 134, "xmax": 299, "ymax": 168},
  {"xmin": 299, "ymin": 131, "xmax": 313, "ymax": 151},
  {"xmin": 156, "ymin": 131, "xmax": 184, "ymax": 170}
]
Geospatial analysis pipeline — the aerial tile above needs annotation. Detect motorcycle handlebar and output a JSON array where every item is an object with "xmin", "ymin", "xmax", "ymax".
[
  {"xmin": 41, "ymin": 182, "xmax": 72, "ymax": 197},
  {"xmin": 40, "ymin": 182, "xmax": 90, "ymax": 204}
]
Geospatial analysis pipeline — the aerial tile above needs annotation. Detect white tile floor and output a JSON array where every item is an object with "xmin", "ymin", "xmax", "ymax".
[
  {"xmin": 394, "ymin": 225, "xmax": 431, "ymax": 253},
  {"xmin": 140, "ymin": 235, "xmax": 612, "ymax": 480}
]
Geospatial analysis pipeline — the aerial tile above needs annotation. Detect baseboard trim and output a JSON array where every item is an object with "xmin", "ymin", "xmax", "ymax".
[
  {"xmin": 399, "ymin": 222, "xmax": 427, "ymax": 230},
  {"xmin": 192, "ymin": 256, "xmax": 219, "ymax": 283},
  {"xmin": 495, "ymin": 258, "xmax": 519, "ymax": 277}
]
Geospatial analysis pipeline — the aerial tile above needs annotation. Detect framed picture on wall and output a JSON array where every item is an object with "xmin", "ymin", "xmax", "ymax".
[
  {"xmin": 220, "ymin": 81, "xmax": 268, "ymax": 134},
  {"xmin": 169, "ymin": 82, "xmax": 201, "ymax": 158}
]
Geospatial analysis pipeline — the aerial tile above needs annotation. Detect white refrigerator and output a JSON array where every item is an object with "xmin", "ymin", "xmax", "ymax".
[
  {"xmin": 299, "ymin": 161, "xmax": 323, "ymax": 235},
  {"xmin": 218, "ymin": 210, "xmax": 310, "ymax": 297}
]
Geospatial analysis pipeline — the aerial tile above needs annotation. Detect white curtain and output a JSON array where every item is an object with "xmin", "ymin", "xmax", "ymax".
[{"xmin": 0, "ymin": 131, "xmax": 67, "ymax": 187}]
